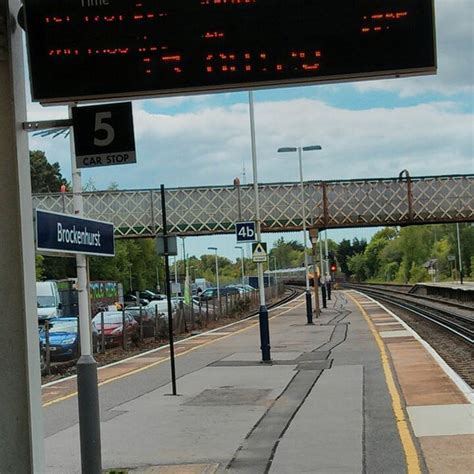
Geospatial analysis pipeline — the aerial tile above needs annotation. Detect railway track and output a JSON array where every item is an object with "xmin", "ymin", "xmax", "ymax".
[{"xmin": 346, "ymin": 283, "xmax": 474, "ymax": 345}]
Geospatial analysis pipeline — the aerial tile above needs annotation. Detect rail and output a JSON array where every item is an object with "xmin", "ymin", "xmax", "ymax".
[{"xmin": 347, "ymin": 283, "xmax": 474, "ymax": 344}]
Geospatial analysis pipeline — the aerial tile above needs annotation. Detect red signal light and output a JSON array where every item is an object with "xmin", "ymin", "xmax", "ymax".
[{"xmin": 330, "ymin": 263, "xmax": 337, "ymax": 272}]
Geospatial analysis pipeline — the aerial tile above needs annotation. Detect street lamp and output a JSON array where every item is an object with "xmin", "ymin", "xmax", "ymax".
[
  {"xmin": 208, "ymin": 247, "xmax": 220, "ymax": 301},
  {"xmin": 278, "ymin": 145, "xmax": 322, "ymax": 324},
  {"xmin": 235, "ymin": 246, "xmax": 245, "ymax": 287}
]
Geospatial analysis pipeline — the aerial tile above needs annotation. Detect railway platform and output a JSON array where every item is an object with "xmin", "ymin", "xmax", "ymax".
[{"xmin": 42, "ymin": 291, "xmax": 473, "ymax": 474}]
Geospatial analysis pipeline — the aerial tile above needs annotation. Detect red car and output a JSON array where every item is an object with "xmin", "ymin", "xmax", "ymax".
[{"xmin": 92, "ymin": 311, "xmax": 138, "ymax": 348}]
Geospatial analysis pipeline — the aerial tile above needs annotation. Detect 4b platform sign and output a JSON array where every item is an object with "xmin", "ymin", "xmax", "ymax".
[
  {"xmin": 72, "ymin": 102, "xmax": 136, "ymax": 169},
  {"xmin": 236, "ymin": 221, "xmax": 256, "ymax": 243}
]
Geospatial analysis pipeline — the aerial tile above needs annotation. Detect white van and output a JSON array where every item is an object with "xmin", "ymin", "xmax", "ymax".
[{"xmin": 36, "ymin": 281, "xmax": 62, "ymax": 319}]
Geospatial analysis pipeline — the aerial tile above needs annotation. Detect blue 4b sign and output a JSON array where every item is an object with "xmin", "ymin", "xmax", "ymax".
[{"xmin": 235, "ymin": 221, "xmax": 256, "ymax": 243}]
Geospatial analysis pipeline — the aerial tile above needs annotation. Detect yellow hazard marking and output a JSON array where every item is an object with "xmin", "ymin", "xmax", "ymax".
[
  {"xmin": 43, "ymin": 297, "xmax": 305, "ymax": 408},
  {"xmin": 348, "ymin": 293, "xmax": 421, "ymax": 474}
]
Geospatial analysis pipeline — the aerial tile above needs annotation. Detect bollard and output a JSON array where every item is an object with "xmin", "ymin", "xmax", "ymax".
[
  {"xmin": 225, "ymin": 293, "xmax": 229, "ymax": 316},
  {"xmin": 327, "ymin": 282, "xmax": 332, "ymax": 301},
  {"xmin": 321, "ymin": 284, "xmax": 327, "ymax": 309},
  {"xmin": 77, "ymin": 355, "xmax": 101, "ymax": 474},
  {"xmin": 45, "ymin": 320, "xmax": 51, "ymax": 375},
  {"xmin": 154, "ymin": 305, "xmax": 159, "ymax": 340},
  {"xmin": 100, "ymin": 311, "xmax": 105, "ymax": 353},
  {"xmin": 206, "ymin": 299, "xmax": 209, "ymax": 325},
  {"xmin": 306, "ymin": 291, "xmax": 313, "ymax": 325}
]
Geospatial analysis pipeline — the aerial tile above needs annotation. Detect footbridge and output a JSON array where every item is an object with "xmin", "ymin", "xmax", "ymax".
[{"xmin": 32, "ymin": 173, "xmax": 473, "ymax": 238}]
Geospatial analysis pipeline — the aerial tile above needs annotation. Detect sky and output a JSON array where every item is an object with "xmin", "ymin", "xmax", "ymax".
[{"xmin": 26, "ymin": 0, "xmax": 473, "ymax": 264}]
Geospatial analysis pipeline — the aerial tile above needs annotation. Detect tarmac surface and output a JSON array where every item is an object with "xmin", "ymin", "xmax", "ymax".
[{"xmin": 42, "ymin": 290, "xmax": 473, "ymax": 473}]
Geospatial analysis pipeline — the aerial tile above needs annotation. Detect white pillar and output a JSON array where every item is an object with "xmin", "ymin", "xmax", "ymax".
[{"xmin": 0, "ymin": 0, "xmax": 45, "ymax": 470}]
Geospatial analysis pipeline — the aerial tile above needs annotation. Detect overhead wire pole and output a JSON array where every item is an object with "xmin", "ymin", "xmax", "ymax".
[
  {"xmin": 249, "ymin": 90, "xmax": 271, "ymax": 362},
  {"xmin": 69, "ymin": 105, "xmax": 102, "ymax": 474}
]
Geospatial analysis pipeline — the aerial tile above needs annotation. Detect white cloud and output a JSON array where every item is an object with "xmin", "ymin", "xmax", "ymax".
[
  {"xmin": 81, "ymin": 97, "xmax": 471, "ymax": 191},
  {"xmin": 355, "ymin": 0, "xmax": 474, "ymax": 96}
]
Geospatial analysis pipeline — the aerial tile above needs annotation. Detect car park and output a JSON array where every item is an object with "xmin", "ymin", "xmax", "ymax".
[{"xmin": 92, "ymin": 311, "xmax": 138, "ymax": 348}]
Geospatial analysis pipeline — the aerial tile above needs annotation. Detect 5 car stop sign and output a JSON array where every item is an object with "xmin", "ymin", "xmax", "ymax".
[{"xmin": 72, "ymin": 102, "xmax": 136, "ymax": 169}]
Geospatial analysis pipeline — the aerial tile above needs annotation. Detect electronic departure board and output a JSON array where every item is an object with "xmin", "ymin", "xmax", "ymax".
[{"xmin": 23, "ymin": 0, "xmax": 436, "ymax": 104}]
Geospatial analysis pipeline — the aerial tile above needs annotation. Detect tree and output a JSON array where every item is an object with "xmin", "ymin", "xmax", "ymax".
[
  {"xmin": 347, "ymin": 253, "xmax": 367, "ymax": 281},
  {"xmin": 30, "ymin": 150, "xmax": 68, "ymax": 193},
  {"xmin": 269, "ymin": 237, "xmax": 305, "ymax": 269}
]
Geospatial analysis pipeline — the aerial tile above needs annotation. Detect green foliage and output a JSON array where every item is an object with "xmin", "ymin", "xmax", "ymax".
[
  {"xmin": 269, "ymin": 237, "xmax": 305, "ymax": 269},
  {"xmin": 30, "ymin": 150, "xmax": 68, "ymax": 193},
  {"xmin": 350, "ymin": 224, "xmax": 473, "ymax": 283},
  {"xmin": 35, "ymin": 255, "xmax": 45, "ymax": 280},
  {"xmin": 347, "ymin": 253, "xmax": 367, "ymax": 281},
  {"xmin": 336, "ymin": 237, "xmax": 367, "ymax": 277}
]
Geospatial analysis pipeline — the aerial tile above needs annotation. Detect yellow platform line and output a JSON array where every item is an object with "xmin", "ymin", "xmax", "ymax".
[
  {"xmin": 43, "ymin": 299, "xmax": 305, "ymax": 408},
  {"xmin": 348, "ymin": 293, "xmax": 421, "ymax": 474}
]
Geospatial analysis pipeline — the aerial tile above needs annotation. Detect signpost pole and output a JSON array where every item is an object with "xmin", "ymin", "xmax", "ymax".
[
  {"xmin": 160, "ymin": 185, "xmax": 177, "ymax": 395},
  {"xmin": 249, "ymin": 91, "xmax": 271, "ymax": 363},
  {"xmin": 69, "ymin": 106, "xmax": 102, "ymax": 474}
]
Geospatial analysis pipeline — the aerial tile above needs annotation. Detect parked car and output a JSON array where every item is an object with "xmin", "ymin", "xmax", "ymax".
[
  {"xmin": 124, "ymin": 294, "xmax": 149, "ymax": 306},
  {"xmin": 37, "ymin": 281, "xmax": 62, "ymax": 320},
  {"xmin": 39, "ymin": 340, "xmax": 47, "ymax": 375},
  {"xmin": 223, "ymin": 286, "xmax": 241, "ymax": 296},
  {"xmin": 139, "ymin": 290, "xmax": 165, "ymax": 301},
  {"xmin": 146, "ymin": 300, "xmax": 169, "ymax": 318},
  {"xmin": 198, "ymin": 288, "xmax": 219, "ymax": 301},
  {"xmin": 199, "ymin": 287, "xmax": 240, "ymax": 300},
  {"xmin": 39, "ymin": 317, "xmax": 99, "ymax": 362},
  {"xmin": 92, "ymin": 311, "xmax": 138, "ymax": 348},
  {"xmin": 126, "ymin": 306, "xmax": 156, "ymax": 338}
]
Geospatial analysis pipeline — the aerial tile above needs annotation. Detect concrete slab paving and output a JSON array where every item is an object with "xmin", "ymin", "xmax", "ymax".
[
  {"xmin": 269, "ymin": 366, "xmax": 363, "ymax": 474},
  {"xmin": 222, "ymin": 352, "xmax": 301, "ymax": 361},
  {"xmin": 379, "ymin": 330, "xmax": 412, "ymax": 338},
  {"xmin": 407, "ymin": 404, "xmax": 474, "ymax": 436}
]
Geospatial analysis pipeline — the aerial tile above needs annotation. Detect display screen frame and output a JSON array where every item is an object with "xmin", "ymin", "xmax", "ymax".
[{"xmin": 23, "ymin": 0, "xmax": 437, "ymax": 104}]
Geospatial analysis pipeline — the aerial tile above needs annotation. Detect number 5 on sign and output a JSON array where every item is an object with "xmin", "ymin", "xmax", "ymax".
[{"xmin": 236, "ymin": 222, "xmax": 257, "ymax": 242}]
